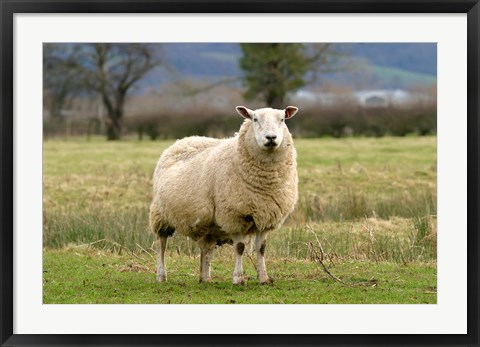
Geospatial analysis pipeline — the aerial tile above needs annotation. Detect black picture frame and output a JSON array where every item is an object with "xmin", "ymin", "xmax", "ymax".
[{"xmin": 1, "ymin": 1, "xmax": 479, "ymax": 346}]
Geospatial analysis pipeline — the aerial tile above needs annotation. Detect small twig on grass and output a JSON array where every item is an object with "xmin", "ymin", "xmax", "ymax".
[
  {"xmin": 136, "ymin": 243, "xmax": 156, "ymax": 262},
  {"xmin": 77, "ymin": 238, "xmax": 149, "ymax": 264},
  {"xmin": 245, "ymin": 251, "xmax": 258, "ymax": 272},
  {"xmin": 308, "ymin": 241, "xmax": 351, "ymax": 287},
  {"xmin": 363, "ymin": 223, "xmax": 379, "ymax": 263},
  {"xmin": 306, "ymin": 225, "xmax": 375, "ymax": 288},
  {"xmin": 306, "ymin": 225, "xmax": 351, "ymax": 287},
  {"xmin": 77, "ymin": 238, "xmax": 108, "ymax": 247}
]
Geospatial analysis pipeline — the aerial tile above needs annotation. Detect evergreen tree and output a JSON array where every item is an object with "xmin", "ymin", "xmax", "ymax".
[
  {"xmin": 239, "ymin": 43, "xmax": 307, "ymax": 108},
  {"xmin": 239, "ymin": 43, "xmax": 344, "ymax": 107}
]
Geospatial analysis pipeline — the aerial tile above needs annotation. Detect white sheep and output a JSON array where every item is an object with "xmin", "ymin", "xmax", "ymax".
[{"xmin": 149, "ymin": 106, "xmax": 299, "ymax": 284}]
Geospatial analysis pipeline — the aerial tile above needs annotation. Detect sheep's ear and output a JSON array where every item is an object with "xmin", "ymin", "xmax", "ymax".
[
  {"xmin": 284, "ymin": 106, "xmax": 299, "ymax": 119},
  {"xmin": 236, "ymin": 106, "xmax": 255, "ymax": 119}
]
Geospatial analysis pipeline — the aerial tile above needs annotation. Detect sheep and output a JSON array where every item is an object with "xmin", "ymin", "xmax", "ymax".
[{"xmin": 149, "ymin": 105, "xmax": 299, "ymax": 285}]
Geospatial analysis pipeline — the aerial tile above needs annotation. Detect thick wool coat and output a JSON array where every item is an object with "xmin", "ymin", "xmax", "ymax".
[{"xmin": 149, "ymin": 119, "xmax": 298, "ymax": 244}]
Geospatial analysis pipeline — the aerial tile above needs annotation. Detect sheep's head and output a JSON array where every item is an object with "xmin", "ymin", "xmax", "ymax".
[{"xmin": 235, "ymin": 106, "xmax": 298, "ymax": 151}]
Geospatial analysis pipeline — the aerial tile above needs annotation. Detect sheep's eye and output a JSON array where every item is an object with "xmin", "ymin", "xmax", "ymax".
[
  {"xmin": 281, "ymin": 118, "xmax": 285, "ymax": 122},
  {"xmin": 253, "ymin": 118, "xmax": 258, "ymax": 122}
]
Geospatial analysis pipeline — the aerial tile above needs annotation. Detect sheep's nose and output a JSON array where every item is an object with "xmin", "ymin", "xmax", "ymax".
[
  {"xmin": 264, "ymin": 134, "xmax": 278, "ymax": 147},
  {"xmin": 266, "ymin": 134, "xmax": 277, "ymax": 141}
]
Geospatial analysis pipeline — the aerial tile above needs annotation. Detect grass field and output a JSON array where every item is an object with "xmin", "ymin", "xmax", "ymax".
[{"xmin": 43, "ymin": 136, "xmax": 437, "ymax": 304}]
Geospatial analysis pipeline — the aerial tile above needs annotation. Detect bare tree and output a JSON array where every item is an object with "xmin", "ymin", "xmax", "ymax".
[
  {"xmin": 44, "ymin": 43, "xmax": 164, "ymax": 140},
  {"xmin": 303, "ymin": 43, "xmax": 351, "ymax": 83},
  {"xmin": 43, "ymin": 43, "xmax": 84, "ymax": 119},
  {"xmin": 81, "ymin": 43, "xmax": 164, "ymax": 140}
]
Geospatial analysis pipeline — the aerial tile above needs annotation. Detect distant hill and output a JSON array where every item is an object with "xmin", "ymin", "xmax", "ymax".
[
  {"xmin": 165, "ymin": 43, "xmax": 241, "ymax": 78},
  {"xmin": 349, "ymin": 43, "xmax": 436, "ymax": 76},
  {"xmin": 143, "ymin": 43, "xmax": 436, "ymax": 91}
]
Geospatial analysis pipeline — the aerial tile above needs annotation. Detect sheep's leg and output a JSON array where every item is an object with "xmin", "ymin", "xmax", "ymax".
[
  {"xmin": 232, "ymin": 234, "xmax": 246, "ymax": 285},
  {"xmin": 156, "ymin": 234, "xmax": 168, "ymax": 282},
  {"xmin": 255, "ymin": 231, "xmax": 271, "ymax": 284},
  {"xmin": 199, "ymin": 241, "xmax": 215, "ymax": 283}
]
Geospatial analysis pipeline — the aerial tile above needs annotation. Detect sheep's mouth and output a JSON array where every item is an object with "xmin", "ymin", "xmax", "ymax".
[{"xmin": 264, "ymin": 140, "xmax": 278, "ymax": 148}]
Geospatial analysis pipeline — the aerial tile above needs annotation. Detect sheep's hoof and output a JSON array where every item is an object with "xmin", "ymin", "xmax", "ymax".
[
  {"xmin": 259, "ymin": 276, "xmax": 274, "ymax": 285},
  {"xmin": 156, "ymin": 275, "xmax": 167, "ymax": 283},
  {"xmin": 233, "ymin": 276, "xmax": 245, "ymax": 285},
  {"xmin": 199, "ymin": 277, "xmax": 213, "ymax": 283}
]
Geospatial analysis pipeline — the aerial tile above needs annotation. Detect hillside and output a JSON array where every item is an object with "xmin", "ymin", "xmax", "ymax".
[{"xmin": 145, "ymin": 43, "xmax": 436, "ymax": 90}]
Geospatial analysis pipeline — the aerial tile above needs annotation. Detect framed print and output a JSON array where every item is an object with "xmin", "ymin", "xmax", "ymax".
[{"xmin": 1, "ymin": 1, "xmax": 479, "ymax": 346}]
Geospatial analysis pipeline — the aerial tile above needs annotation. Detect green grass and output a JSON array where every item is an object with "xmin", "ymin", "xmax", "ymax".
[
  {"xmin": 43, "ymin": 136, "xmax": 437, "ymax": 304},
  {"xmin": 43, "ymin": 136, "xmax": 436, "ymax": 260},
  {"xmin": 43, "ymin": 247, "xmax": 436, "ymax": 304}
]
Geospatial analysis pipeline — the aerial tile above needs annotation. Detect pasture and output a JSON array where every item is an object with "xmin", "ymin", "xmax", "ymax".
[{"xmin": 43, "ymin": 136, "xmax": 437, "ymax": 304}]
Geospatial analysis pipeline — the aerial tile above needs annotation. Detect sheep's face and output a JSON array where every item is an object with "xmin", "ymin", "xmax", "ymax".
[{"xmin": 236, "ymin": 106, "xmax": 298, "ymax": 151}]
